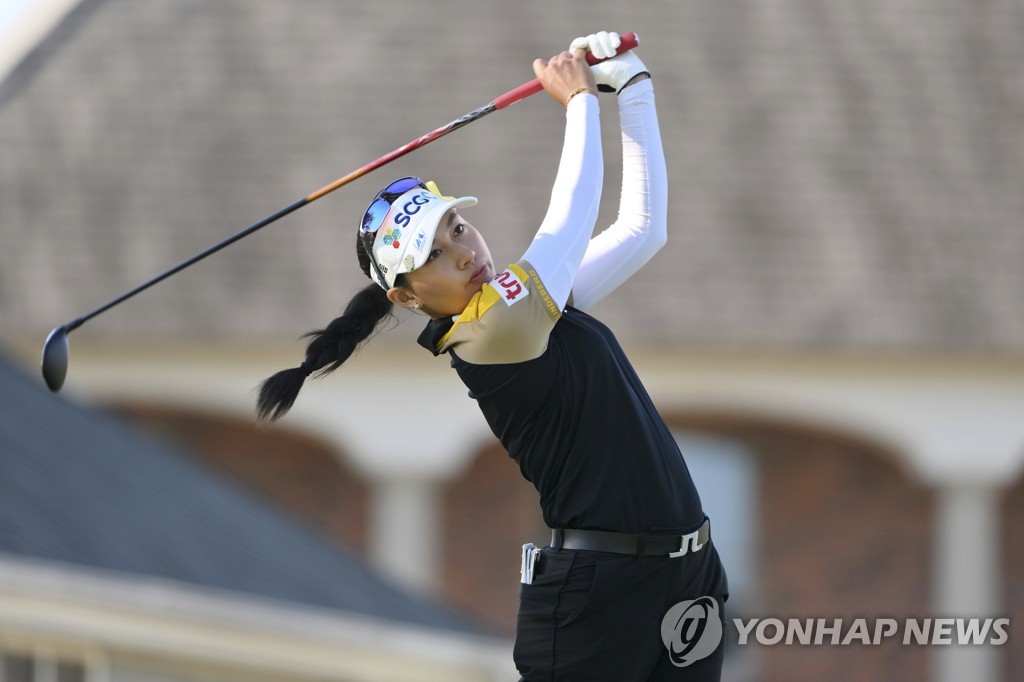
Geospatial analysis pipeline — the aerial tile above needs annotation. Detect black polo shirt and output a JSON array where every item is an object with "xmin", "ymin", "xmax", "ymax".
[{"xmin": 417, "ymin": 262, "xmax": 703, "ymax": 534}]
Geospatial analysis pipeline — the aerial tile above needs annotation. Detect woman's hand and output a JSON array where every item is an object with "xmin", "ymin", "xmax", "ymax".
[
  {"xmin": 569, "ymin": 31, "xmax": 650, "ymax": 94},
  {"xmin": 532, "ymin": 49, "xmax": 598, "ymax": 107}
]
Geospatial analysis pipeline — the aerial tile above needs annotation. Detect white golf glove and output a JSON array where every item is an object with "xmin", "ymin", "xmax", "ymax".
[{"xmin": 569, "ymin": 31, "xmax": 649, "ymax": 93}]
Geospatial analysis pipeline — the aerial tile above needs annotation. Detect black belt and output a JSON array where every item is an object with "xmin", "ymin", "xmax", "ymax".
[{"xmin": 551, "ymin": 517, "xmax": 711, "ymax": 558}]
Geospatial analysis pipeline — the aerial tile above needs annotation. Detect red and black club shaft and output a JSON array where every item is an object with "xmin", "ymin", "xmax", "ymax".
[{"xmin": 40, "ymin": 33, "xmax": 639, "ymax": 392}]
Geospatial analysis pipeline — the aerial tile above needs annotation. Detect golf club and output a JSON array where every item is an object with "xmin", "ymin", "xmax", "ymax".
[{"xmin": 40, "ymin": 32, "xmax": 639, "ymax": 392}]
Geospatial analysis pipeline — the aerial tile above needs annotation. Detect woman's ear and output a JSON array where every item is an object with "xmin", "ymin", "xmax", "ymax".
[{"xmin": 386, "ymin": 286, "xmax": 419, "ymax": 311}]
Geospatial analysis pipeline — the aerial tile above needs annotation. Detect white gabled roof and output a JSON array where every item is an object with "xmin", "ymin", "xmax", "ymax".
[{"xmin": 0, "ymin": 554, "xmax": 511, "ymax": 682}]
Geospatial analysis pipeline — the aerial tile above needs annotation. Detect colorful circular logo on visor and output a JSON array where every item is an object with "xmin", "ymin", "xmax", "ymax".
[{"xmin": 382, "ymin": 227, "xmax": 402, "ymax": 248}]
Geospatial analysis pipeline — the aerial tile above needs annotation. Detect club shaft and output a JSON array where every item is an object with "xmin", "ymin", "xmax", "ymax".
[
  {"xmin": 63, "ymin": 197, "xmax": 309, "ymax": 332},
  {"xmin": 58, "ymin": 100, "xmax": 502, "ymax": 333},
  {"xmin": 306, "ymin": 103, "xmax": 497, "ymax": 202},
  {"xmin": 59, "ymin": 31, "xmax": 639, "ymax": 334}
]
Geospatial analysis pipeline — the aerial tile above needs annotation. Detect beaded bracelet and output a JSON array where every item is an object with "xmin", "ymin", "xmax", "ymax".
[{"xmin": 564, "ymin": 86, "xmax": 598, "ymax": 106}]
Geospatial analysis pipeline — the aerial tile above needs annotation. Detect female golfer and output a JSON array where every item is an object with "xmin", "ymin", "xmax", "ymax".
[{"xmin": 259, "ymin": 32, "xmax": 727, "ymax": 681}]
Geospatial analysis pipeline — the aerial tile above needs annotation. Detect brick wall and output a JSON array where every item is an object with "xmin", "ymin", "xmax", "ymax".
[
  {"xmin": 679, "ymin": 415, "xmax": 933, "ymax": 682},
  {"xmin": 439, "ymin": 441, "xmax": 548, "ymax": 634},
  {"xmin": 116, "ymin": 405, "xmax": 370, "ymax": 552}
]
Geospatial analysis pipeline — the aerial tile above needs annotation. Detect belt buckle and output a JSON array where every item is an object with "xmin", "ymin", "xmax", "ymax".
[{"xmin": 667, "ymin": 527, "xmax": 705, "ymax": 558}]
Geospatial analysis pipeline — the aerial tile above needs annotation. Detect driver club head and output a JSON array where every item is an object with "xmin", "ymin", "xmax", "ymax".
[{"xmin": 41, "ymin": 326, "xmax": 69, "ymax": 392}]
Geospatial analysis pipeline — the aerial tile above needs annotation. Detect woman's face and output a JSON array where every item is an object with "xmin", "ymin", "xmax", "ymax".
[{"xmin": 390, "ymin": 210, "xmax": 494, "ymax": 318}]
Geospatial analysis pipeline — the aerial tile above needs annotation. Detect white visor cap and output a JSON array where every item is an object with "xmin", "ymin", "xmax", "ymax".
[{"xmin": 368, "ymin": 187, "xmax": 477, "ymax": 289}]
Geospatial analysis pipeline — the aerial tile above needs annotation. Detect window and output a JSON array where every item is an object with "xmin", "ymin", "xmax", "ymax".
[
  {"xmin": 2, "ymin": 652, "xmax": 33, "ymax": 682},
  {"xmin": 0, "ymin": 651, "xmax": 85, "ymax": 682},
  {"xmin": 675, "ymin": 431, "xmax": 759, "ymax": 681},
  {"xmin": 675, "ymin": 431, "xmax": 757, "ymax": 605}
]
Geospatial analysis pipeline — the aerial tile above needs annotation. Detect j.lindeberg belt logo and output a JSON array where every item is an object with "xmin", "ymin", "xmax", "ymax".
[
  {"xmin": 660, "ymin": 596, "xmax": 723, "ymax": 667},
  {"xmin": 669, "ymin": 527, "xmax": 705, "ymax": 558}
]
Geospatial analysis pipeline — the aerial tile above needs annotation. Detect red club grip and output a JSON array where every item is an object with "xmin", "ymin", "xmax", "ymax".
[
  {"xmin": 584, "ymin": 31, "xmax": 639, "ymax": 67},
  {"xmin": 493, "ymin": 31, "xmax": 640, "ymax": 110}
]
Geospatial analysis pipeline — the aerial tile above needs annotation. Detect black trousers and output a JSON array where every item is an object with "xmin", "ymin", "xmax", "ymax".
[{"xmin": 514, "ymin": 538, "xmax": 728, "ymax": 681}]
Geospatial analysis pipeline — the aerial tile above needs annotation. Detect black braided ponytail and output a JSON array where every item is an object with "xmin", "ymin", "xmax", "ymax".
[{"xmin": 256, "ymin": 234, "xmax": 398, "ymax": 422}]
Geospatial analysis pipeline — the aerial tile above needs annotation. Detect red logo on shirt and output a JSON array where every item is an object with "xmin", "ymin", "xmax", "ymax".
[{"xmin": 491, "ymin": 269, "xmax": 529, "ymax": 306}]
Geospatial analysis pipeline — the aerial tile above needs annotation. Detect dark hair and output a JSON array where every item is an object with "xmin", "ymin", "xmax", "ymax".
[{"xmin": 256, "ymin": 235, "xmax": 399, "ymax": 422}]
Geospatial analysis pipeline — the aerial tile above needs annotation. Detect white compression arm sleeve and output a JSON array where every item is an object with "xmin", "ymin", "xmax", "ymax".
[
  {"xmin": 520, "ymin": 93, "xmax": 603, "ymax": 310},
  {"xmin": 570, "ymin": 80, "xmax": 668, "ymax": 311}
]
